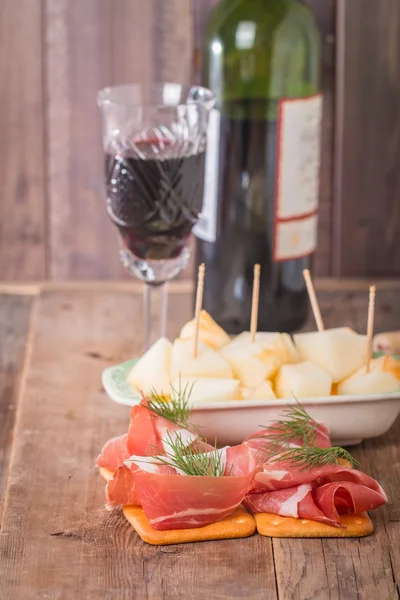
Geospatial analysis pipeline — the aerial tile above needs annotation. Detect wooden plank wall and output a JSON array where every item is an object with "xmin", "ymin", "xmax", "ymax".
[
  {"xmin": 0, "ymin": 0, "xmax": 47, "ymax": 280},
  {"xmin": 0, "ymin": 0, "xmax": 398, "ymax": 281},
  {"xmin": 44, "ymin": 0, "xmax": 193, "ymax": 279},
  {"xmin": 334, "ymin": 0, "xmax": 400, "ymax": 276}
]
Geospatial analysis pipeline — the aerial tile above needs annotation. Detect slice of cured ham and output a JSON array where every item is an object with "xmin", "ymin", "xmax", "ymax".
[
  {"xmin": 251, "ymin": 460, "xmax": 388, "ymax": 495},
  {"xmin": 105, "ymin": 465, "xmax": 141, "ymax": 509},
  {"xmin": 96, "ymin": 433, "xmax": 130, "ymax": 472},
  {"xmin": 313, "ymin": 481, "xmax": 388, "ymax": 523},
  {"xmin": 245, "ymin": 479, "xmax": 387, "ymax": 527},
  {"xmin": 106, "ymin": 444, "xmax": 256, "ymax": 529},
  {"xmin": 133, "ymin": 444, "xmax": 256, "ymax": 530},
  {"xmin": 127, "ymin": 402, "xmax": 198, "ymax": 456},
  {"xmin": 97, "ymin": 401, "xmax": 200, "ymax": 475},
  {"xmin": 245, "ymin": 462, "xmax": 387, "ymax": 526}
]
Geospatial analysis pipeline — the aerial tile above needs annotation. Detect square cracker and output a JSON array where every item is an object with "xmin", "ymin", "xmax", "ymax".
[
  {"xmin": 255, "ymin": 511, "xmax": 373, "ymax": 538},
  {"xmin": 123, "ymin": 506, "xmax": 256, "ymax": 545}
]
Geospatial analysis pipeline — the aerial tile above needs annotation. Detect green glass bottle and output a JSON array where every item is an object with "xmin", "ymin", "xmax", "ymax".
[{"xmin": 194, "ymin": 0, "xmax": 322, "ymax": 333}]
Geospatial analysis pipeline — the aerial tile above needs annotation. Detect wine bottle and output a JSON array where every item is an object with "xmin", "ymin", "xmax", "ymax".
[{"xmin": 194, "ymin": 0, "xmax": 322, "ymax": 334}]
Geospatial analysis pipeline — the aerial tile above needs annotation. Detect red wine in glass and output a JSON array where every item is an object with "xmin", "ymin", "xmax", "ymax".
[{"xmin": 105, "ymin": 139, "xmax": 206, "ymax": 281}]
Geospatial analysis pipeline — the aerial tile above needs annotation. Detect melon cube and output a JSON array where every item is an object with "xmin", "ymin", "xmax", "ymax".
[
  {"xmin": 127, "ymin": 337, "xmax": 172, "ymax": 395},
  {"xmin": 180, "ymin": 310, "xmax": 230, "ymax": 350},
  {"xmin": 294, "ymin": 329, "xmax": 368, "ymax": 383},
  {"xmin": 170, "ymin": 338, "xmax": 233, "ymax": 381},
  {"xmin": 172, "ymin": 377, "xmax": 240, "ymax": 404},
  {"xmin": 275, "ymin": 361, "xmax": 332, "ymax": 399}
]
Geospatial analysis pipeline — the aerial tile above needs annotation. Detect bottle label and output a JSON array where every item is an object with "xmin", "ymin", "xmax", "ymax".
[
  {"xmin": 193, "ymin": 108, "xmax": 220, "ymax": 243},
  {"xmin": 273, "ymin": 94, "xmax": 322, "ymax": 261}
]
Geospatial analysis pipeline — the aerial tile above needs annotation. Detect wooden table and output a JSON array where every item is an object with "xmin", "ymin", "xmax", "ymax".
[{"xmin": 0, "ymin": 281, "xmax": 399, "ymax": 600}]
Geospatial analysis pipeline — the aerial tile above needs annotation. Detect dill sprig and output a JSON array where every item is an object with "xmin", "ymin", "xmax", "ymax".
[
  {"xmin": 145, "ymin": 378, "xmax": 194, "ymax": 428},
  {"xmin": 273, "ymin": 445, "xmax": 358, "ymax": 471},
  {"xmin": 146, "ymin": 430, "xmax": 226, "ymax": 477},
  {"xmin": 254, "ymin": 401, "xmax": 358, "ymax": 471},
  {"xmin": 262, "ymin": 403, "xmax": 317, "ymax": 446},
  {"xmin": 255, "ymin": 402, "xmax": 317, "ymax": 463}
]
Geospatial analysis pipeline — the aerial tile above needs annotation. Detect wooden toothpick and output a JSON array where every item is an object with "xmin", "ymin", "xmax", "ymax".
[
  {"xmin": 250, "ymin": 264, "xmax": 261, "ymax": 343},
  {"xmin": 193, "ymin": 263, "xmax": 206, "ymax": 358},
  {"xmin": 303, "ymin": 269, "xmax": 324, "ymax": 332},
  {"xmin": 366, "ymin": 285, "xmax": 376, "ymax": 373}
]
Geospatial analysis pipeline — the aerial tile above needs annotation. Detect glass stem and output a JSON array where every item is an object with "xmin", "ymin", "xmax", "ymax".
[
  {"xmin": 160, "ymin": 282, "xmax": 169, "ymax": 339},
  {"xmin": 143, "ymin": 284, "xmax": 151, "ymax": 351},
  {"xmin": 143, "ymin": 282, "xmax": 169, "ymax": 351}
]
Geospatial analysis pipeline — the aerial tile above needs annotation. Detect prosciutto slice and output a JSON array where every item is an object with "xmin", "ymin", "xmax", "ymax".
[
  {"xmin": 97, "ymin": 401, "xmax": 200, "ymax": 474},
  {"xmin": 245, "ymin": 461, "xmax": 387, "ymax": 526},
  {"xmin": 245, "ymin": 479, "xmax": 387, "ymax": 527},
  {"xmin": 105, "ymin": 465, "xmax": 141, "ymax": 508},
  {"xmin": 251, "ymin": 459, "xmax": 388, "ymax": 494},
  {"xmin": 133, "ymin": 444, "xmax": 256, "ymax": 530},
  {"xmin": 127, "ymin": 402, "xmax": 199, "ymax": 456},
  {"xmin": 96, "ymin": 434, "xmax": 130, "ymax": 472}
]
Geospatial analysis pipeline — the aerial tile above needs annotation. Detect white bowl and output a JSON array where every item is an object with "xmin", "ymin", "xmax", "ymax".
[{"xmin": 102, "ymin": 359, "xmax": 400, "ymax": 446}]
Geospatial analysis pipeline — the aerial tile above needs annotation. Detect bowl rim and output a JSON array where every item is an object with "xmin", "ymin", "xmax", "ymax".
[{"xmin": 102, "ymin": 357, "xmax": 400, "ymax": 412}]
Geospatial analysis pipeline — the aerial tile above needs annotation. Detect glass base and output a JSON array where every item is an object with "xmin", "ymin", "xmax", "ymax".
[{"xmin": 120, "ymin": 246, "xmax": 190, "ymax": 285}]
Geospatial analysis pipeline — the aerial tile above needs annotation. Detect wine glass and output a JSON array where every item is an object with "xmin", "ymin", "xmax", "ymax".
[{"xmin": 97, "ymin": 83, "xmax": 215, "ymax": 349}]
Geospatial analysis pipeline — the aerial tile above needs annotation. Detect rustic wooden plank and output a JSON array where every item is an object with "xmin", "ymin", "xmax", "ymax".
[
  {"xmin": 0, "ymin": 290, "xmax": 277, "ymax": 599},
  {"xmin": 334, "ymin": 0, "xmax": 400, "ymax": 276},
  {"xmin": 44, "ymin": 0, "xmax": 124, "ymax": 280},
  {"xmin": 45, "ymin": 0, "xmax": 194, "ymax": 281},
  {"xmin": 0, "ymin": 0, "xmax": 46, "ymax": 280},
  {"xmin": 0, "ymin": 295, "xmax": 33, "ymax": 521}
]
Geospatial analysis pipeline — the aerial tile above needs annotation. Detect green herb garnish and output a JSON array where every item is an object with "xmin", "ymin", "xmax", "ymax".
[
  {"xmin": 263, "ymin": 402, "xmax": 317, "ymax": 446},
  {"xmin": 255, "ymin": 402, "xmax": 317, "ymax": 463},
  {"xmin": 146, "ymin": 430, "xmax": 227, "ymax": 477},
  {"xmin": 272, "ymin": 445, "xmax": 358, "ymax": 471},
  {"xmin": 145, "ymin": 377, "xmax": 194, "ymax": 428},
  {"xmin": 255, "ymin": 401, "xmax": 358, "ymax": 470}
]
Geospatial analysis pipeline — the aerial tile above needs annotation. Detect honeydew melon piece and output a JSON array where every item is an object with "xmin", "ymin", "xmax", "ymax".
[
  {"xmin": 222, "ymin": 342, "xmax": 282, "ymax": 388},
  {"xmin": 252, "ymin": 380, "xmax": 277, "ymax": 400},
  {"xmin": 127, "ymin": 337, "xmax": 172, "ymax": 395},
  {"xmin": 279, "ymin": 333, "xmax": 301, "ymax": 363},
  {"xmin": 180, "ymin": 310, "xmax": 230, "ymax": 350},
  {"xmin": 275, "ymin": 361, "xmax": 332, "ymax": 399},
  {"xmin": 337, "ymin": 367, "xmax": 400, "ymax": 395},
  {"xmin": 239, "ymin": 386, "xmax": 254, "ymax": 401},
  {"xmin": 220, "ymin": 331, "xmax": 281, "ymax": 356},
  {"xmin": 172, "ymin": 377, "xmax": 241, "ymax": 404},
  {"xmin": 170, "ymin": 338, "xmax": 233, "ymax": 381},
  {"xmin": 293, "ymin": 329, "xmax": 368, "ymax": 383}
]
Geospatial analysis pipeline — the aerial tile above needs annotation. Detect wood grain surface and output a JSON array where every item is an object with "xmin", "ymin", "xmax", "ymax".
[
  {"xmin": 45, "ymin": 0, "xmax": 194, "ymax": 281},
  {"xmin": 0, "ymin": 283, "xmax": 398, "ymax": 599},
  {"xmin": 334, "ymin": 0, "xmax": 400, "ymax": 277},
  {"xmin": 0, "ymin": 294, "xmax": 33, "ymax": 521},
  {"xmin": 0, "ymin": 0, "xmax": 46, "ymax": 280}
]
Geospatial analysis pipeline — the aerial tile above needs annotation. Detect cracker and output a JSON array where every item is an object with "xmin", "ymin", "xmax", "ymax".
[
  {"xmin": 98, "ymin": 467, "xmax": 114, "ymax": 482},
  {"xmin": 255, "ymin": 511, "xmax": 373, "ymax": 538},
  {"xmin": 123, "ymin": 506, "xmax": 256, "ymax": 545}
]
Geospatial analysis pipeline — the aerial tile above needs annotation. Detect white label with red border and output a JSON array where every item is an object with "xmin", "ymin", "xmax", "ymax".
[
  {"xmin": 274, "ymin": 94, "xmax": 322, "ymax": 261},
  {"xmin": 193, "ymin": 108, "xmax": 220, "ymax": 243}
]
